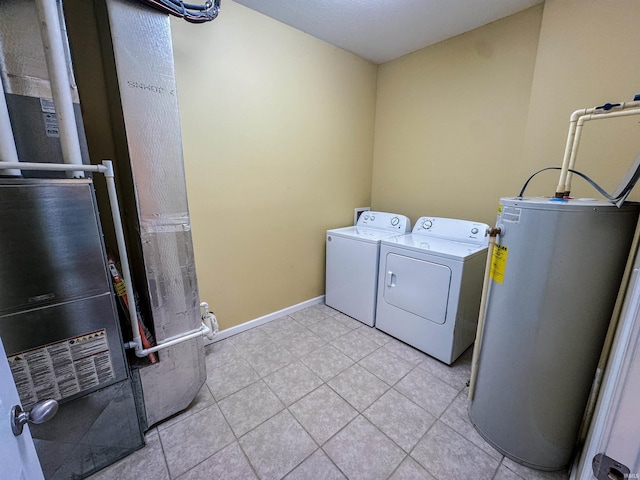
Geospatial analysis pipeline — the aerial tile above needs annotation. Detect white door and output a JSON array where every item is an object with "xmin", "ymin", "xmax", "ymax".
[
  {"xmin": 572, "ymin": 263, "xmax": 640, "ymax": 480},
  {"xmin": 0, "ymin": 335, "xmax": 45, "ymax": 480},
  {"xmin": 382, "ymin": 253, "xmax": 451, "ymax": 325}
]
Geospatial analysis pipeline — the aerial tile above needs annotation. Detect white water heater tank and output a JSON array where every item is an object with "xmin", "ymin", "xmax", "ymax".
[{"xmin": 469, "ymin": 197, "xmax": 640, "ymax": 471}]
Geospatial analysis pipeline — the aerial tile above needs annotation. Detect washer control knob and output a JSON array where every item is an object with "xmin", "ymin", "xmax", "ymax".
[
  {"xmin": 423, "ymin": 220, "xmax": 432, "ymax": 229},
  {"xmin": 390, "ymin": 216, "xmax": 399, "ymax": 226},
  {"xmin": 370, "ymin": 215, "xmax": 375, "ymax": 221},
  {"xmin": 471, "ymin": 228, "xmax": 479, "ymax": 235}
]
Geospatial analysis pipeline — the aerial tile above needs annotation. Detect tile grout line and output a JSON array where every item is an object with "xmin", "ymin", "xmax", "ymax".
[
  {"xmin": 398, "ymin": 378, "xmax": 472, "ymax": 480},
  {"xmin": 230, "ymin": 315, "xmax": 359, "ymax": 479},
  {"xmin": 278, "ymin": 404, "xmax": 323, "ymax": 478},
  {"xmin": 235, "ymin": 433, "xmax": 265, "ymax": 480},
  {"xmin": 91, "ymin": 306, "xmax": 527, "ymax": 480},
  {"xmin": 273, "ymin": 338, "xmax": 401, "ymax": 478},
  {"xmin": 203, "ymin": 307, "xmax": 512, "ymax": 480},
  {"xmin": 155, "ymin": 422, "xmax": 174, "ymax": 479},
  {"xmin": 225, "ymin": 335, "xmax": 342, "ymax": 475},
  {"xmin": 216, "ymin": 332, "xmax": 440, "ymax": 479}
]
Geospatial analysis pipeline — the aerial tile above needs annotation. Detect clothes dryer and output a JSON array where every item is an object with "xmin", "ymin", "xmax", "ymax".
[
  {"xmin": 326, "ymin": 212, "xmax": 411, "ymax": 326},
  {"xmin": 375, "ymin": 217, "xmax": 489, "ymax": 364}
]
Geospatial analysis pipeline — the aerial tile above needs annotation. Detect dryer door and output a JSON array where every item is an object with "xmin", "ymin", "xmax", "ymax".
[{"xmin": 382, "ymin": 253, "xmax": 451, "ymax": 325}]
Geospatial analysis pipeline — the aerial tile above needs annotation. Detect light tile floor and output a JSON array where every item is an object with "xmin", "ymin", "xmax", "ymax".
[{"xmin": 88, "ymin": 304, "xmax": 571, "ymax": 480}]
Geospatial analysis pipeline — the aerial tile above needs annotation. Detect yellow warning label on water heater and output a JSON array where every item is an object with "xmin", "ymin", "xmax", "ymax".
[{"xmin": 490, "ymin": 243, "xmax": 508, "ymax": 284}]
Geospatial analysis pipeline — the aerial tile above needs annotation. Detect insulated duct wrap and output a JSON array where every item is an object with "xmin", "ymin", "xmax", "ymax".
[{"xmin": 96, "ymin": 0, "xmax": 205, "ymax": 427}]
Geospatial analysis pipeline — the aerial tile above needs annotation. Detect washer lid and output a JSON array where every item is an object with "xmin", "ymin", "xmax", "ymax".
[
  {"xmin": 327, "ymin": 226, "xmax": 407, "ymax": 242},
  {"xmin": 381, "ymin": 234, "xmax": 488, "ymax": 260}
]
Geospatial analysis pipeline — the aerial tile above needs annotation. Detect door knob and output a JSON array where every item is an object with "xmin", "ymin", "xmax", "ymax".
[{"xmin": 11, "ymin": 399, "xmax": 59, "ymax": 436}]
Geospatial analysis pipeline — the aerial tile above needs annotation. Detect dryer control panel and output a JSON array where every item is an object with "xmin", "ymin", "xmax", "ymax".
[
  {"xmin": 357, "ymin": 211, "xmax": 411, "ymax": 233},
  {"xmin": 414, "ymin": 217, "xmax": 489, "ymax": 245}
]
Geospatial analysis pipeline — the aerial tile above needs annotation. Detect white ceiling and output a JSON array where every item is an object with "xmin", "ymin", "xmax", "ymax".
[{"xmin": 232, "ymin": 0, "xmax": 543, "ymax": 64}]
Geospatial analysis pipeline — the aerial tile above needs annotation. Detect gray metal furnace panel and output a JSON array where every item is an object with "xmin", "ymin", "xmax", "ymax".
[
  {"xmin": 0, "ymin": 178, "xmax": 144, "ymax": 478},
  {"xmin": 0, "ymin": 180, "xmax": 110, "ymax": 315},
  {"xmin": 1, "ymin": 293, "xmax": 128, "ymax": 386},
  {"xmin": 32, "ymin": 379, "xmax": 144, "ymax": 480},
  {"xmin": 3, "ymin": 95, "xmax": 90, "ymax": 177}
]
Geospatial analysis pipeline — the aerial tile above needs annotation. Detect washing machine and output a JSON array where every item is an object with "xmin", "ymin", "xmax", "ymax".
[
  {"xmin": 375, "ymin": 217, "xmax": 489, "ymax": 364},
  {"xmin": 326, "ymin": 211, "xmax": 411, "ymax": 326}
]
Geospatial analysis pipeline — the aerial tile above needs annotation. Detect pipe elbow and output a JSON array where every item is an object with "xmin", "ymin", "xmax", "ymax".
[{"xmin": 570, "ymin": 108, "xmax": 589, "ymax": 122}]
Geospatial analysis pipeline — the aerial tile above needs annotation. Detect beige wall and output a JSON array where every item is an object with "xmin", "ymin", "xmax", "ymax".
[
  {"xmin": 522, "ymin": 0, "xmax": 640, "ymax": 199},
  {"xmin": 171, "ymin": 2, "xmax": 377, "ymax": 330},
  {"xmin": 371, "ymin": 5, "xmax": 543, "ymax": 226},
  {"xmin": 372, "ymin": 0, "xmax": 640, "ymax": 227},
  {"xmin": 173, "ymin": 0, "xmax": 640, "ymax": 331}
]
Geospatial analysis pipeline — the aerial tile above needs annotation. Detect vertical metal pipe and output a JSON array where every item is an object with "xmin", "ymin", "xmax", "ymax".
[
  {"xmin": 0, "ymin": 80, "xmax": 21, "ymax": 177},
  {"xmin": 35, "ymin": 0, "xmax": 84, "ymax": 178}
]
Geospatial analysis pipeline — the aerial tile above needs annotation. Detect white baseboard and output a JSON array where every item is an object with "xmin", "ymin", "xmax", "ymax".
[{"xmin": 204, "ymin": 295, "xmax": 325, "ymax": 345}]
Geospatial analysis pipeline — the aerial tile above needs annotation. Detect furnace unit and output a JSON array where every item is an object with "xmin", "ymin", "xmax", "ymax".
[{"xmin": 0, "ymin": 178, "xmax": 144, "ymax": 479}]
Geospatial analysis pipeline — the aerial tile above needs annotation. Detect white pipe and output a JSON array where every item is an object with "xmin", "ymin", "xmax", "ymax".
[
  {"xmin": 126, "ymin": 323, "xmax": 212, "ymax": 356},
  {"xmin": 468, "ymin": 228, "xmax": 500, "ymax": 400},
  {"xmin": 0, "ymin": 161, "xmax": 106, "ymax": 173},
  {"xmin": 102, "ymin": 160, "xmax": 143, "ymax": 353},
  {"xmin": 35, "ymin": 0, "xmax": 84, "ymax": 179},
  {"xmin": 564, "ymin": 106, "xmax": 640, "ymax": 195},
  {"xmin": 555, "ymin": 108, "xmax": 592, "ymax": 196},
  {"xmin": 56, "ymin": 1, "xmax": 78, "ymax": 92},
  {"xmin": 0, "ymin": 81, "xmax": 21, "ymax": 177},
  {"xmin": 556, "ymin": 101, "xmax": 640, "ymax": 197}
]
